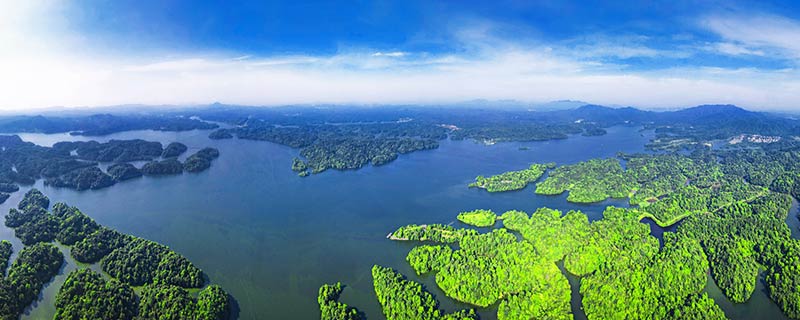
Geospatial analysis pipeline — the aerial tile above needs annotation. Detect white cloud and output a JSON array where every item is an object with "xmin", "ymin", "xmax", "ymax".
[
  {"xmin": 708, "ymin": 42, "xmax": 765, "ymax": 56},
  {"xmin": 372, "ymin": 51, "xmax": 407, "ymax": 57},
  {"xmin": 702, "ymin": 13, "xmax": 800, "ymax": 58},
  {"xmin": 0, "ymin": 2, "xmax": 799, "ymax": 111}
]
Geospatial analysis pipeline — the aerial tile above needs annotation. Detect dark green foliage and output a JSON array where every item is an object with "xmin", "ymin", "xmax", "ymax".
[
  {"xmin": 54, "ymin": 139, "xmax": 164, "ymax": 162},
  {"xmin": 54, "ymin": 203, "xmax": 100, "ymax": 245},
  {"xmin": 18, "ymin": 188, "xmax": 49, "ymax": 210},
  {"xmin": 14, "ymin": 212, "xmax": 59, "ymax": 245},
  {"xmin": 0, "ymin": 243, "xmax": 63, "ymax": 319},
  {"xmin": 184, "ymin": 148, "xmax": 220, "ymax": 173},
  {"xmin": 0, "ymin": 241, "xmax": 11, "ymax": 274},
  {"xmin": 45, "ymin": 166, "xmax": 115, "ymax": 190},
  {"xmin": 72, "ymin": 227, "xmax": 132, "ymax": 263},
  {"xmin": 0, "ymin": 183, "xmax": 19, "ymax": 193},
  {"xmin": 208, "ymin": 129, "xmax": 233, "ymax": 139},
  {"xmin": 0, "ymin": 114, "xmax": 216, "ymax": 136},
  {"xmin": 371, "ymin": 265, "xmax": 477, "ymax": 320},
  {"xmin": 107, "ymin": 163, "xmax": 143, "ymax": 181},
  {"xmin": 162, "ymin": 142, "xmax": 188, "ymax": 158},
  {"xmin": 196, "ymin": 285, "xmax": 232, "ymax": 320},
  {"xmin": 318, "ymin": 283, "xmax": 361, "ymax": 320},
  {"xmin": 54, "ymin": 268, "xmax": 137, "ymax": 320},
  {"xmin": 101, "ymin": 238, "xmax": 204, "ymax": 287},
  {"xmin": 142, "ymin": 159, "xmax": 184, "ymax": 175}
]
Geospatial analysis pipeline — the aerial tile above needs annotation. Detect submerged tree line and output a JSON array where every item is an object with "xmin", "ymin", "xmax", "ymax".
[{"xmin": 0, "ymin": 189, "xmax": 233, "ymax": 319}]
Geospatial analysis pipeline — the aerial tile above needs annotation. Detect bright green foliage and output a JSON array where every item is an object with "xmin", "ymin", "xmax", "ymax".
[
  {"xmin": 456, "ymin": 209, "xmax": 496, "ymax": 227},
  {"xmin": 764, "ymin": 240, "xmax": 800, "ymax": 319},
  {"xmin": 318, "ymin": 282, "xmax": 362, "ymax": 320},
  {"xmin": 406, "ymin": 228, "xmax": 573, "ymax": 318},
  {"xmin": 72, "ymin": 227, "xmax": 132, "ymax": 263},
  {"xmin": 54, "ymin": 268, "xmax": 137, "ymax": 320},
  {"xmin": 581, "ymin": 232, "xmax": 709, "ymax": 320},
  {"xmin": 469, "ymin": 163, "xmax": 553, "ymax": 192},
  {"xmin": 665, "ymin": 293, "xmax": 727, "ymax": 320},
  {"xmin": 196, "ymin": 285, "xmax": 232, "ymax": 320},
  {"xmin": 502, "ymin": 208, "xmax": 590, "ymax": 262},
  {"xmin": 536, "ymin": 158, "xmax": 633, "ymax": 203},
  {"xmin": 563, "ymin": 207, "xmax": 658, "ymax": 276},
  {"xmin": 101, "ymin": 238, "xmax": 204, "ymax": 288},
  {"xmin": 371, "ymin": 265, "xmax": 476, "ymax": 320},
  {"xmin": 137, "ymin": 284, "xmax": 197, "ymax": 320},
  {"xmin": 706, "ymin": 237, "xmax": 758, "ymax": 303},
  {"xmin": 389, "ymin": 224, "xmax": 477, "ymax": 243},
  {"xmin": 0, "ymin": 243, "xmax": 63, "ymax": 319}
]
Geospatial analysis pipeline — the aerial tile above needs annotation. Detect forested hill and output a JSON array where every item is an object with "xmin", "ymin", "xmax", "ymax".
[
  {"xmin": 1, "ymin": 103, "xmax": 798, "ymax": 174},
  {"xmin": 0, "ymin": 113, "xmax": 217, "ymax": 136}
]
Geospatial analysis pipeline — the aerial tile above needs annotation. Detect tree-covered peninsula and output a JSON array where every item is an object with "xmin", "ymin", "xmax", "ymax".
[
  {"xmin": 469, "ymin": 163, "xmax": 554, "ymax": 192},
  {"xmin": 0, "ymin": 189, "xmax": 234, "ymax": 320}
]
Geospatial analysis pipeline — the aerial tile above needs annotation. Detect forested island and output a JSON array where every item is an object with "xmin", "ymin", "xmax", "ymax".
[
  {"xmin": 1, "ymin": 189, "xmax": 233, "ymax": 319},
  {"xmin": 322, "ymin": 140, "xmax": 800, "ymax": 319},
  {"xmin": 469, "ymin": 163, "xmax": 553, "ymax": 192},
  {"xmin": 0, "ymin": 135, "xmax": 220, "ymax": 197}
]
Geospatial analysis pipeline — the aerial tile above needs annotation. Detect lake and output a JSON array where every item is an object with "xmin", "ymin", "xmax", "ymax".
[{"xmin": 1, "ymin": 125, "xmax": 793, "ymax": 320}]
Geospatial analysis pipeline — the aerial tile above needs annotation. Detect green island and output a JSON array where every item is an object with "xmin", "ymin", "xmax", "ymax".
[
  {"xmin": 0, "ymin": 189, "xmax": 234, "ymax": 319},
  {"xmin": 468, "ymin": 163, "xmax": 554, "ymax": 192},
  {"xmin": 321, "ymin": 144, "xmax": 800, "ymax": 319},
  {"xmin": 456, "ymin": 209, "xmax": 497, "ymax": 227},
  {"xmin": 0, "ymin": 136, "xmax": 221, "ymax": 198}
]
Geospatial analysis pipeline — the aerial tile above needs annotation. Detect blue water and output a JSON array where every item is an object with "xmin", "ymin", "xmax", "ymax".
[{"xmin": 1, "ymin": 125, "xmax": 788, "ymax": 320}]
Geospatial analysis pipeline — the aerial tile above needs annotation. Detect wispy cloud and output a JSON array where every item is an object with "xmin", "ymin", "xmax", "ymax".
[{"xmin": 702, "ymin": 13, "xmax": 800, "ymax": 59}]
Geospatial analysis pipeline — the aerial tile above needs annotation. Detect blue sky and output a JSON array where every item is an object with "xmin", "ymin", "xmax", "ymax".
[{"xmin": 2, "ymin": 0, "xmax": 800, "ymax": 110}]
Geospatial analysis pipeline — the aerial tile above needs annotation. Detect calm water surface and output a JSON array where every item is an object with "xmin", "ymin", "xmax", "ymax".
[{"xmin": 1, "ymin": 126, "xmax": 792, "ymax": 320}]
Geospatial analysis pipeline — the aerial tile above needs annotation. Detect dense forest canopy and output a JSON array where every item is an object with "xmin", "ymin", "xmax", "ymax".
[{"xmin": 0, "ymin": 189, "xmax": 234, "ymax": 320}]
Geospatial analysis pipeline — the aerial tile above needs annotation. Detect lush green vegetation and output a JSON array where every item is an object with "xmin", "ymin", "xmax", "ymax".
[
  {"xmin": 318, "ymin": 282, "xmax": 362, "ymax": 320},
  {"xmin": 372, "ymin": 265, "xmax": 477, "ymax": 320},
  {"xmin": 456, "ymin": 209, "xmax": 496, "ymax": 227},
  {"xmin": 0, "ymin": 242, "xmax": 64, "ymax": 319},
  {"xmin": 0, "ymin": 188, "xmax": 233, "ymax": 319},
  {"xmin": 469, "ymin": 163, "xmax": 553, "ymax": 192},
  {"xmin": 535, "ymin": 158, "xmax": 632, "ymax": 202},
  {"xmin": 55, "ymin": 268, "xmax": 138, "ymax": 320},
  {"xmin": 389, "ymin": 224, "xmax": 477, "ymax": 243}
]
